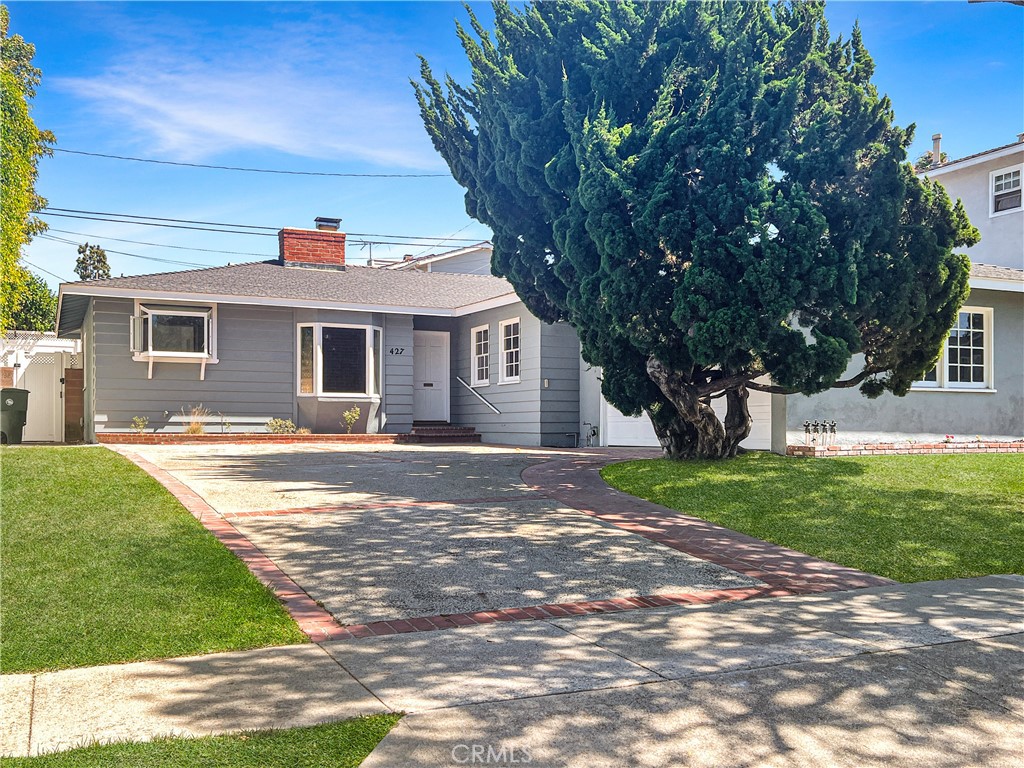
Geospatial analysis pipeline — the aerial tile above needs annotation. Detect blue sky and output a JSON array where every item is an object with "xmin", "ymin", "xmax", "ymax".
[{"xmin": 9, "ymin": 1, "xmax": 1024, "ymax": 288}]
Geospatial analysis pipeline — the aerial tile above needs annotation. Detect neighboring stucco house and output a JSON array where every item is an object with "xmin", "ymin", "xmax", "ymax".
[{"xmin": 783, "ymin": 135, "xmax": 1024, "ymax": 441}]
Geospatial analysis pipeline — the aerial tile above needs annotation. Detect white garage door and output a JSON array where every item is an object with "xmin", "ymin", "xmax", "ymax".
[{"xmin": 602, "ymin": 387, "xmax": 772, "ymax": 450}]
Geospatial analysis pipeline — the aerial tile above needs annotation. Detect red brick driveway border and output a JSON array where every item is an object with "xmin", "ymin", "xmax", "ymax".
[
  {"xmin": 113, "ymin": 445, "xmax": 893, "ymax": 645},
  {"xmin": 521, "ymin": 452, "xmax": 895, "ymax": 594}
]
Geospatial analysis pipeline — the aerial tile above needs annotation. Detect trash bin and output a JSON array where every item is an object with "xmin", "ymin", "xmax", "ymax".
[{"xmin": 0, "ymin": 387, "xmax": 30, "ymax": 445}]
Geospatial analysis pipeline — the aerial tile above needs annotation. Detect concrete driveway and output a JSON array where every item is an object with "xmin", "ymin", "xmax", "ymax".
[{"xmin": 130, "ymin": 444, "xmax": 760, "ymax": 625}]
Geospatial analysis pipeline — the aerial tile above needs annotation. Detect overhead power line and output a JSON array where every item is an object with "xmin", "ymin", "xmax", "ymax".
[
  {"xmin": 53, "ymin": 148, "xmax": 450, "ymax": 178},
  {"xmin": 39, "ymin": 212, "xmax": 279, "ymax": 237},
  {"xmin": 41, "ymin": 208, "xmax": 484, "ymax": 244},
  {"xmin": 22, "ymin": 258, "xmax": 72, "ymax": 283},
  {"xmin": 45, "ymin": 208, "xmax": 277, "ymax": 230},
  {"xmin": 46, "ymin": 228, "xmax": 275, "ymax": 258},
  {"xmin": 38, "ymin": 234, "xmax": 209, "ymax": 267}
]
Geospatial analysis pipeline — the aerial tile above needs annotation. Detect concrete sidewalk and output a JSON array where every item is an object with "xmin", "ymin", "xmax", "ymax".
[{"xmin": 3, "ymin": 575, "xmax": 1021, "ymax": 763}]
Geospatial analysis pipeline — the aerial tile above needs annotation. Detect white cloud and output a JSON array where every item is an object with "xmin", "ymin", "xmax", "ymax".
[{"xmin": 53, "ymin": 10, "xmax": 444, "ymax": 169}]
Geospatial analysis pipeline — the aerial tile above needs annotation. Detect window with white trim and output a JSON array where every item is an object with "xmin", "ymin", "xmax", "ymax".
[
  {"xmin": 471, "ymin": 325, "xmax": 489, "ymax": 386},
  {"xmin": 498, "ymin": 317, "xmax": 520, "ymax": 383},
  {"xmin": 991, "ymin": 165, "xmax": 1022, "ymax": 216},
  {"xmin": 130, "ymin": 303, "xmax": 216, "ymax": 359},
  {"xmin": 297, "ymin": 323, "xmax": 382, "ymax": 397},
  {"xmin": 914, "ymin": 307, "xmax": 994, "ymax": 390}
]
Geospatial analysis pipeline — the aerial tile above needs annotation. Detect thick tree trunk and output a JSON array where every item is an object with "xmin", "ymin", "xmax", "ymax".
[
  {"xmin": 646, "ymin": 358, "xmax": 753, "ymax": 460},
  {"xmin": 645, "ymin": 407, "xmax": 698, "ymax": 460}
]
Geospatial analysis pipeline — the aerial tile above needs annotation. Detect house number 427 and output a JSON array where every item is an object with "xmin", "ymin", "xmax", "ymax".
[{"xmin": 388, "ymin": 348, "xmax": 405, "ymax": 355}]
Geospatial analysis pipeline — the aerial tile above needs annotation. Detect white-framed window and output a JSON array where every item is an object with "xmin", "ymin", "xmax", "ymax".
[
  {"xmin": 297, "ymin": 323, "xmax": 383, "ymax": 398},
  {"xmin": 470, "ymin": 325, "xmax": 489, "ymax": 386},
  {"xmin": 130, "ymin": 301, "xmax": 217, "ymax": 361},
  {"xmin": 498, "ymin": 317, "xmax": 520, "ymax": 384},
  {"xmin": 914, "ymin": 307, "xmax": 994, "ymax": 391},
  {"xmin": 991, "ymin": 165, "xmax": 1022, "ymax": 217}
]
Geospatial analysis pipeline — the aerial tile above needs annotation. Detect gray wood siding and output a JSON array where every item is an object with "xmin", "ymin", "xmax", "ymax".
[
  {"xmin": 451, "ymin": 304, "xmax": 542, "ymax": 445},
  {"xmin": 384, "ymin": 314, "xmax": 414, "ymax": 433},
  {"xmin": 91, "ymin": 298, "xmax": 296, "ymax": 433},
  {"xmin": 540, "ymin": 321, "xmax": 582, "ymax": 446}
]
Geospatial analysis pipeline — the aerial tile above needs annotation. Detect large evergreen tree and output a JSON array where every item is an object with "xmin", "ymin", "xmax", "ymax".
[
  {"xmin": 1, "ymin": 5, "xmax": 54, "ymax": 331},
  {"xmin": 414, "ymin": 0, "xmax": 977, "ymax": 459}
]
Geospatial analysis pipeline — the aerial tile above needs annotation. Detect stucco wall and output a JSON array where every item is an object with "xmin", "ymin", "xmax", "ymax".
[
  {"xmin": 929, "ymin": 149, "xmax": 1023, "ymax": 270},
  {"xmin": 786, "ymin": 288, "xmax": 1023, "ymax": 437}
]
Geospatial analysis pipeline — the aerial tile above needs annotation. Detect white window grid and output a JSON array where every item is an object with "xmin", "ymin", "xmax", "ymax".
[
  {"xmin": 991, "ymin": 165, "xmax": 1022, "ymax": 217},
  {"xmin": 471, "ymin": 325, "xmax": 489, "ymax": 386},
  {"xmin": 498, "ymin": 317, "xmax": 521, "ymax": 384},
  {"xmin": 914, "ymin": 307, "xmax": 994, "ymax": 391}
]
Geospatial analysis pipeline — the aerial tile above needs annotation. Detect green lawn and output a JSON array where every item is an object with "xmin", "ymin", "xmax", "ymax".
[
  {"xmin": 0, "ymin": 447, "xmax": 306, "ymax": 673},
  {"xmin": 601, "ymin": 453, "xmax": 1024, "ymax": 582},
  {"xmin": 0, "ymin": 715, "xmax": 401, "ymax": 768}
]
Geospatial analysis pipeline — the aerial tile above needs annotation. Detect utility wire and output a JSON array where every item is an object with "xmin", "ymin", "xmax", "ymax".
[
  {"xmin": 45, "ymin": 208, "xmax": 277, "ymax": 230},
  {"xmin": 39, "ymin": 212, "xmax": 278, "ymax": 237},
  {"xmin": 38, "ymin": 234, "xmax": 209, "ymax": 267},
  {"xmin": 46, "ymin": 228, "xmax": 275, "ymax": 258},
  {"xmin": 22, "ymin": 258, "xmax": 71, "ymax": 283},
  {"xmin": 53, "ymin": 147, "xmax": 450, "ymax": 178},
  {"xmin": 42, "ymin": 208, "xmax": 485, "ymax": 244}
]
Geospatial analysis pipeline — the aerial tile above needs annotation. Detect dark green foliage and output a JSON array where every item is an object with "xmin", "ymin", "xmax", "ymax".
[
  {"xmin": 414, "ymin": 1, "xmax": 977, "ymax": 458},
  {"xmin": 9, "ymin": 271, "xmax": 55, "ymax": 330},
  {"xmin": 74, "ymin": 242, "xmax": 110, "ymax": 281}
]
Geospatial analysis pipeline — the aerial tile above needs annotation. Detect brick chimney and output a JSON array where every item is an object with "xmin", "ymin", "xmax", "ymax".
[
  {"xmin": 931, "ymin": 133, "xmax": 943, "ymax": 167},
  {"xmin": 279, "ymin": 218, "xmax": 346, "ymax": 270}
]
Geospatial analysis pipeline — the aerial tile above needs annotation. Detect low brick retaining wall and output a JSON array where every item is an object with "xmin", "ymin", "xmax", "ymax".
[
  {"xmin": 787, "ymin": 441, "xmax": 1024, "ymax": 457},
  {"xmin": 97, "ymin": 433, "xmax": 407, "ymax": 445}
]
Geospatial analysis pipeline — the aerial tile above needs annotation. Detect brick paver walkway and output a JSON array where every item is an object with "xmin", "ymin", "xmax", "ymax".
[{"xmin": 116, "ymin": 446, "xmax": 892, "ymax": 644}]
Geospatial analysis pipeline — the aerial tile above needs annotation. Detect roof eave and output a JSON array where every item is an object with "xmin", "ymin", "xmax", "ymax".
[{"xmin": 56, "ymin": 283, "xmax": 520, "ymax": 316}]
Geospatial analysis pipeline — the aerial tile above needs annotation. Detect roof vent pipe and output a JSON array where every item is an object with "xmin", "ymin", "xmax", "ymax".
[
  {"xmin": 931, "ymin": 133, "xmax": 942, "ymax": 167},
  {"xmin": 314, "ymin": 217, "xmax": 342, "ymax": 232}
]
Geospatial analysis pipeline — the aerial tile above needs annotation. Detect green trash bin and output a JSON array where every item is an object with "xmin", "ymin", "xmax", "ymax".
[{"xmin": 1, "ymin": 387, "xmax": 30, "ymax": 445}]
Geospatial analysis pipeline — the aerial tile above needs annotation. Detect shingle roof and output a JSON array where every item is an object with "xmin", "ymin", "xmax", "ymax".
[
  {"xmin": 970, "ymin": 263, "xmax": 1024, "ymax": 282},
  {"xmin": 60, "ymin": 260, "xmax": 515, "ymax": 309}
]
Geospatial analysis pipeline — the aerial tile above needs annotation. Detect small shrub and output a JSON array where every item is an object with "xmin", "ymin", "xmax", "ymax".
[
  {"xmin": 265, "ymin": 418, "xmax": 297, "ymax": 434},
  {"xmin": 296, "ymin": 427, "xmax": 312, "ymax": 435},
  {"xmin": 341, "ymin": 406, "xmax": 361, "ymax": 434},
  {"xmin": 181, "ymin": 404, "xmax": 210, "ymax": 435},
  {"xmin": 218, "ymin": 413, "xmax": 232, "ymax": 434},
  {"xmin": 130, "ymin": 416, "xmax": 149, "ymax": 434}
]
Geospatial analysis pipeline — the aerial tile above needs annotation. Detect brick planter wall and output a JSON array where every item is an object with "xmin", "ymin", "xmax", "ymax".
[
  {"xmin": 97, "ymin": 433, "xmax": 408, "ymax": 445},
  {"xmin": 787, "ymin": 441, "xmax": 1024, "ymax": 457}
]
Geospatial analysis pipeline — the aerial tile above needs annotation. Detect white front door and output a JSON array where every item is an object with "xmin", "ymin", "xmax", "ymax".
[{"xmin": 413, "ymin": 331, "xmax": 450, "ymax": 422}]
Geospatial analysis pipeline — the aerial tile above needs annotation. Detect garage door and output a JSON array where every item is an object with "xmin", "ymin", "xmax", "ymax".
[{"xmin": 602, "ymin": 387, "xmax": 772, "ymax": 450}]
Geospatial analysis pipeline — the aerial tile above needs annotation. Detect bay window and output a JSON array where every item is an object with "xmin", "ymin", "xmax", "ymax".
[
  {"xmin": 297, "ymin": 323, "xmax": 382, "ymax": 397},
  {"xmin": 130, "ymin": 302, "xmax": 217, "ymax": 378}
]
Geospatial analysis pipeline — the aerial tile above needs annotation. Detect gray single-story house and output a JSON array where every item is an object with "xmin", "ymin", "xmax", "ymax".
[{"xmin": 56, "ymin": 221, "xmax": 583, "ymax": 446}]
